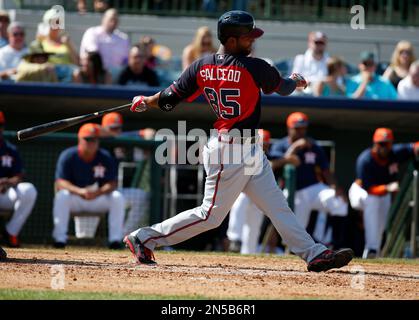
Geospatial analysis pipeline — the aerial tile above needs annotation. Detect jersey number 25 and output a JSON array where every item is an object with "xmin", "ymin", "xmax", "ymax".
[{"xmin": 204, "ymin": 87, "xmax": 241, "ymax": 119}]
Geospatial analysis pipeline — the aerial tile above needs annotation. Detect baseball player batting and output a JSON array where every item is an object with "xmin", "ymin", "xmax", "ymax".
[{"xmin": 124, "ymin": 10, "xmax": 354, "ymax": 272}]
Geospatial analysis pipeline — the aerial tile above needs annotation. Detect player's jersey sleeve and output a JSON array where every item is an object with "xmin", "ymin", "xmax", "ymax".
[
  {"xmin": 10, "ymin": 149, "xmax": 23, "ymax": 176},
  {"xmin": 313, "ymin": 143, "xmax": 329, "ymax": 170},
  {"xmin": 269, "ymin": 139, "xmax": 287, "ymax": 159},
  {"xmin": 392, "ymin": 143, "xmax": 414, "ymax": 162},
  {"xmin": 355, "ymin": 151, "xmax": 373, "ymax": 189},
  {"xmin": 102, "ymin": 151, "xmax": 118, "ymax": 182},
  {"xmin": 55, "ymin": 149, "xmax": 72, "ymax": 181},
  {"xmin": 246, "ymin": 58, "xmax": 283, "ymax": 94},
  {"xmin": 172, "ymin": 59, "xmax": 200, "ymax": 101}
]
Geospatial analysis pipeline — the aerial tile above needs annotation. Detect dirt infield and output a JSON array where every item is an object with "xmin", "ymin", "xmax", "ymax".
[{"xmin": 0, "ymin": 247, "xmax": 418, "ymax": 299}]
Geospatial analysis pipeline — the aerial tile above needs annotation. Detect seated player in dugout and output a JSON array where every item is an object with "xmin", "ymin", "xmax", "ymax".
[
  {"xmin": 100, "ymin": 112, "xmax": 154, "ymax": 235},
  {"xmin": 349, "ymin": 128, "xmax": 419, "ymax": 259},
  {"xmin": 0, "ymin": 111, "xmax": 38, "ymax": 248},
  {"xmin": 52, "ymin": 123, "xmax": 125, "ymax": 249},
  {"xmin": 125, "ymin": 10, "xmax": 354, "ymax": 272},
  {"xmin": 269, "ymin": 112, "xmax": 348, "ymax": 248}
]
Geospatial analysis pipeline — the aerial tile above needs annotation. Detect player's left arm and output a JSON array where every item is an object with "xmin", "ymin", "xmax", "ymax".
[{"xmin": 252, "ymin": 59, "xmax": 307, "ymax": 96}]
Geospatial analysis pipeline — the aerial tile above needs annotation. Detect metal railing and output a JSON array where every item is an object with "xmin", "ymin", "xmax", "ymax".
[
  {"xmin": 15, "ymin": 0, "xmax": 419, "ymax": 26},
  {"xmin": 382, "ymin": 161, "xmax": 419, "ymax": 258}
]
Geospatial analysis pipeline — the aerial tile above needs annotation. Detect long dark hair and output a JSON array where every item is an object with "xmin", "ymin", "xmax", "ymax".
[{"xmin": 85, "ymin": 51, "xmax": 106, "ymax": 84}]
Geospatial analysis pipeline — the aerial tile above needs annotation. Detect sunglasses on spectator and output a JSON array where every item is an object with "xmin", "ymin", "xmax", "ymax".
[
  {"xmin": 314, "ymin": 40, "xmax": 325, "ymax": 45},
  {"xmin": 362, "ymin": 60, "xmax": 375, "ymax": 67},
  {"xmin": 377, "ymin": 141, "xmax": 391, "ymax": 147},
  {"xmin": 12, "ymin": 32, "xmax": 25, "ymax": 37},
  {"xmin": 83, "ymin": 137, "xmax": 99, "ymax": 142},
  {"xmin": 0, "ymin": 17, "xmax": 9, "ymax": 23},
  {"xmin": 400, "ymin": 50, "xmax": 412, "ymax": 55}
]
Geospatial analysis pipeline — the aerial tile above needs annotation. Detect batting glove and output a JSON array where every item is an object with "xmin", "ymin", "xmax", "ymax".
[
  {"xmin": 290, "ymin": 73, "xmax": 308, "ymax": 89},
  {"xmin": 131, "ymin": 95, "xmax": 147, "ymax": 113}
]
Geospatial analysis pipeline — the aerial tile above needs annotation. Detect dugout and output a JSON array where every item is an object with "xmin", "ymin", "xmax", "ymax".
[{"xmin": 0, "ymin": 82, "xmax": 418, "ymax": 245}]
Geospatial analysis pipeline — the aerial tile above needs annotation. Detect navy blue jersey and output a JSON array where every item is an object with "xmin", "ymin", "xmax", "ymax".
[
  {"xmin": 171, "ymin": 54, "xmax": 285, "ymax": 131},
  {"xmin": 0, "ymin": 140, "xmax": 23, "ymax": 178},
  {"xmin": 269, "ymin": 137, "xmax": 329, "ymax": 190},
  {"xmin": 356, "ymin": 143, "xmax": 414, "ymax": 191},
  {"xmin": 55, "ymin": 146, "xmax": 117, "ymax": 188}
]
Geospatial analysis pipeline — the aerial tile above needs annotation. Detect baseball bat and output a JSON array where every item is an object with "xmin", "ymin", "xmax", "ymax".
[{"xmin": 17, "ymin": 103, "xmax": 131, "ymax": 141}]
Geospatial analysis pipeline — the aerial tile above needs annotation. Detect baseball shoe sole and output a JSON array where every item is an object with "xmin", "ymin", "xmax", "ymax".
[
  {"xmin": 0, "ymin": 246, "xmax": 7, "ymax": 261},
  {"xmin": 307, "ymin": 248, "xmax": 354, "ymax": 272}
]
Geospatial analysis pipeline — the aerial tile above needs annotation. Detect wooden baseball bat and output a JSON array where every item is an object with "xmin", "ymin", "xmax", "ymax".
[{"xmin": 17, "ymin": 103, "xmax": 131, "ymax": 141}]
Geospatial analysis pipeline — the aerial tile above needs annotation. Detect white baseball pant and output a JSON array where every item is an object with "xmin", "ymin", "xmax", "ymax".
[
  {"xmin": 227, "ymin": 192, "xmax": 264, "ymax": 254},
  {"xmin": 52, "ymin": 189, "xmax": 125, "ymax": 243},
  {"xmin": 0, "ymin": 182, "xmax": 37, "ymax": 236},
  {"xmin": 349, "ymin": 182, "xmax": 391, "ymax": 254},
  {"xmin": 132, "ymin": 135, "xmax": 327, "ymax": 262},
  {"xmin": 294, "ymin": 182, "xmax": 348, "ymax": 230}
]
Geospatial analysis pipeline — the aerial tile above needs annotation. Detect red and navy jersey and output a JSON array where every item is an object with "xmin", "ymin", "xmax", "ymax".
[
  {"xmin": 0, "ymin": 140, "xmax": 23, "ymax": 178},
  {"xmin": 270, "ymin": 137, "xmax": 329, "ymax": 190},
  {"xmin": 172, "ymin": 54, "xmax": 284, "ymax": 131},
  {"xmin": 356, "ymin": 143, "xmax": 414, "ymax": 191}
]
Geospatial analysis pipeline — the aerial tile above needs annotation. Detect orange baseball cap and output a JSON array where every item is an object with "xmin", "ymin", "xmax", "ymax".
[
  {"xmin": 373, "ymin": 128, "xmax": 394, "ymax": 143},
  {"xmin": 102, "ymin": 112, "xmax": 123, "ymax": 128},
  {"xmin": 0, "ymin": 111, "xmax": 5, "ymax": 124},
  {"xmin": 286, "ymin": 112, "xmax": 309, "ymax": 128},
  {"xmin": 78, "ymin": 123, "xmax": 101, "ymax": 139},
  {"xmin": 258, "ymin": 129, "xmax": 271, "ymax": 143}
]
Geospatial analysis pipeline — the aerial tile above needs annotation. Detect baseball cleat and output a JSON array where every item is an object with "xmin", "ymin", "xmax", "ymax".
[
  {"xmin": 124, "ymin": 235, "xmax": 156, "ymax": 265},
  {"xmin": 307, "ymin": 248, "xmax": 354, "ymax": 272},
  {"xmin": 0, "ymin": 246, "xmax": 7, "ymax": 261}
]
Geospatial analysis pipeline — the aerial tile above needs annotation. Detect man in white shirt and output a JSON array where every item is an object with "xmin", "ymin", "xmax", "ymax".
[
  {"xmin": 292, "ymin": 31, "xmax": 329, "ymax": 94},
  {"xmin": 0, "ymin": 22, "xmax": 29, "ymax": 81},
  {"xmin": 79, "ymin": 8, "xmax": 129, "ymax": 73},
  {"xmin": 398, "ymin": 60, "xmax": 419, "ymax": 101}
]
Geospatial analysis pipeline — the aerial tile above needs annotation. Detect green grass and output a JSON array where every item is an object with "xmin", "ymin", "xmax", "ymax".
[{"xmin": 0, "ymin": 288, "xmax": 211, "ymax": 300}]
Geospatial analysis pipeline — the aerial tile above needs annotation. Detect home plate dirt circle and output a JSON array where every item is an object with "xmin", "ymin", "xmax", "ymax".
[{"xmin": 0, "ymin": 247, "xmax": 417, "ymax": 299}]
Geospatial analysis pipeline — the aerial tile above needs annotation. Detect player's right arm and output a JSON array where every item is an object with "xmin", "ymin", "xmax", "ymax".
[{"xmin": 131, "ymin": 60, "xmax": 200, "ymax": 113}]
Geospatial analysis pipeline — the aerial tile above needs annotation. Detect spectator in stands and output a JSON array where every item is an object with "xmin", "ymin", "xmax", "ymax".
[
  {"xmin": 52, "ymin": 123, "xmax": 125, "ymax": 249},
  {"xmin": 78, "ymin": 0, "xmax": 111, "ymax": 14},
  {"xmin": 0, "ymin": 22, "xmax": 29, "ymax": 81},
  {"xmin": 313, "ymin": 56, "xmax": 347, "ymax": 97},
  {"xmin": 292, "ymin": 31, "xmax": 329, "ymax": 93},
  {"xmin": 398, "ymin": 60, "xmax": 419, "ymax": 100},
  {"xmin": 270, "ymin": 112, "xmax": 348, "ymax": 247},
  {"xmin": 15, "ymin": 41, "xmax": 58, "ymax": 83},
  {"xmin": 182, "ymin": 26, "xmax": 216, "ymax": 70},
  {"xmin": 118, "ymin": 44, "xmax": 159, "ymax": 87},
  {"xmin": 0, "ymin": 111, "xmax": 38, "ymax": 248},
  {"xmin": 72, "ymin": 51, "xmax": 112, "ymax": 85},
  {"xmin": 38, "ymin": 8, "xmax": 78, "ymax": 66},
  {"xmin": 346, "ymin": 51, "xmax": 397, "ymax": 100},
  {"xmin": 348, "ymin": 128, "xmax": 419, "ymax": 258},
  {"xmin": 79, "ymin": 9, "xmax": 130, "ymax": 75},
  {"xmin": 0, "ymin": 10, "xmax": 10, "ymax": 48},
  {"xmin": 139, "ymin": 36, "xmax": 158, "ymax": 69},
  {"xmin": 383, "ymin": 41, "xmax": 416, "ymax": 89}
]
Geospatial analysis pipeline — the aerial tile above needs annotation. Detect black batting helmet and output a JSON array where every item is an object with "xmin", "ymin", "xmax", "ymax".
[{"xmin": 217, "ymin": 10, "xmax": 264, "ymax": 44}]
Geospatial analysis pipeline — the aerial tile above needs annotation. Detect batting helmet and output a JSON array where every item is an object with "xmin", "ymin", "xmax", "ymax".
[{"xmin": 217, "ymin": 10, "xmax": 264, "ymax": 44}]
